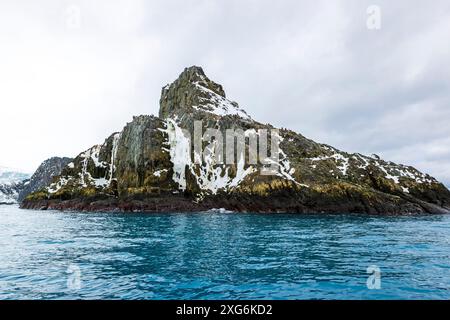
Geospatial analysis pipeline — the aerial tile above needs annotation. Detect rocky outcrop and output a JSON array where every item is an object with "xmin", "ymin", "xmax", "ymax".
[
  {"xmin": 18, "ymin": 157, "xmax": 72, "ymax": 202},
  {"xmin": 21, "ymin": 66, "xmax": 450, "ymax": 215}
]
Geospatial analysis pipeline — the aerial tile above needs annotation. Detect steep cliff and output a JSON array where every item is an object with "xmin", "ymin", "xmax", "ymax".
[{"xmin": 21, "ymin": 66, "xmax": 450, "ymax": 214}]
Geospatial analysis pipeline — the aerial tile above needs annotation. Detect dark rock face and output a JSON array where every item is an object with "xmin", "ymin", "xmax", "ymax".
[
  {"xmin": 18, "ymin": 157, "xmax": 72, "ymax": 202},
  {"xmin": 21, "ymin": 66, "xmax": 450, "ymax": 215}
]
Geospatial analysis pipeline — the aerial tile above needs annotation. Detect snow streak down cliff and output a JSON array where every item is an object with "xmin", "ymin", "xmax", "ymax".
[{"xmin": 21, "ymin": 66, "xmax": 450, "ymax": 214}]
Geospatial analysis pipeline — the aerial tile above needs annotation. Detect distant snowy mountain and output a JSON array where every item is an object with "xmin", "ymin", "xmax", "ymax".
[
  {"xmin": 0, "ymin": 166, "xmax": 31, "ymax": 204},
  {"xmin": 0, "ymin": 166, "xmax": 30, "ymax": 184}
]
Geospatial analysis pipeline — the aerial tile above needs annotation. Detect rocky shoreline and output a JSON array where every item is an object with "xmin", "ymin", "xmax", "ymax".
[{"xmin": 21, "ymin": 187, "xmax": 450, "ymax": 215}]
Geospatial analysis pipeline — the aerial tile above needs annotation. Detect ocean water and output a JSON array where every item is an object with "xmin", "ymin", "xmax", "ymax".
[{"xmin": 0, "ymin": 205, "xmax": 450, "ymax": 300}]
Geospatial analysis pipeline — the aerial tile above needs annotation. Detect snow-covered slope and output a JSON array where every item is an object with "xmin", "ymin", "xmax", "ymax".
[
  {"xmin": 0, "ymin": 166, "xmax": 30, "ymax": 204},
  {"xmin": 0, "ymin": 166, "xmax": 30, "ymax": 184}
]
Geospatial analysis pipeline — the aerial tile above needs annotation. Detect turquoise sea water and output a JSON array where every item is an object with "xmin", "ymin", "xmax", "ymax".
[{"xmin": 0, "ymin": 205, "xmax": 449, "ymax": 300}]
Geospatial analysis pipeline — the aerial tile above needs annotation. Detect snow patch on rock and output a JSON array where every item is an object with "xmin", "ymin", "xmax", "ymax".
[
  {"xmin": 310, "ymin": 151, "xmax": 350, "ymax": 176},
  {"xmin": 192, "ymin": 82, "xmax": 252, "ymax": 120}
]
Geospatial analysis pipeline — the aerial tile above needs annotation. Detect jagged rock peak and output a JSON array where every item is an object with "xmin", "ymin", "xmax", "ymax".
[
  {"xmin": 159, "ymin": 66, "xmax": 251, "ymax": 121},
  {"xmin": 169, "ymin": 66, "xmax": 225, "ymax": 97}
]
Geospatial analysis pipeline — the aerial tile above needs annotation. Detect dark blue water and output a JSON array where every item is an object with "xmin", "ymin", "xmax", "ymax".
[{"xmin": 1, "ymin": 205, "xmax": 450, "ymax": 300}]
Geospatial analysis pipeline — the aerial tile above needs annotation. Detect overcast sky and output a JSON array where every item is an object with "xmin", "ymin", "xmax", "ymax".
[{"xmin": 0, "ymin": 0, "xmax": 449, "ymax": 187}]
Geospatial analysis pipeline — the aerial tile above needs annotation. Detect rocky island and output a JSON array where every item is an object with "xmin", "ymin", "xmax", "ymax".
[{"xmin": 21, "ymin": 67, "xmax": 450, "ymax": 214}]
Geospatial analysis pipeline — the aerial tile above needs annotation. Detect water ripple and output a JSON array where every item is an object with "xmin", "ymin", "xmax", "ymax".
[{"xmin": 1, "ymin": 205, "xmax": 450, "ymax": 299}]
